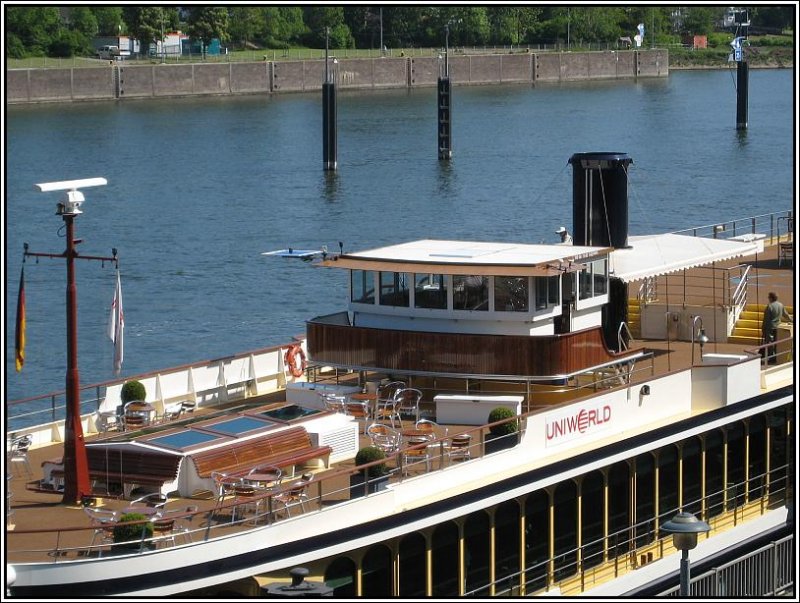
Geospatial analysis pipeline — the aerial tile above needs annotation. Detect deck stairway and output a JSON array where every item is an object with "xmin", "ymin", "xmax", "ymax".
[
  {"xmin": 627, "ymin": 299, "xmax": 641, "ymax": 338},
  {"xmin": 729, "ymin": 303, "xmax": 794, "ymax": 345}
]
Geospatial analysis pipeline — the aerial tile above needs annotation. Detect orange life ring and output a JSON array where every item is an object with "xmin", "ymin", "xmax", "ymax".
[{"xmin": 284, "ymin": 345, "xmax": 307, "ymax": 378}]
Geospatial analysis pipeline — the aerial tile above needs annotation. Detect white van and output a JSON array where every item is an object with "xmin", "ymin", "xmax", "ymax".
[{"xmin": 96, "ymin": 45, "xmax": 120, "ymax": 60}]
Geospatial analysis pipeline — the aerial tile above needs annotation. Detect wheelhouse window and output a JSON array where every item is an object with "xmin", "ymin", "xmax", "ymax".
[
  {"xmin": 578, "ymin": 259, "xmax": 608, "ymax": 300},
  {"xmin": 351, "ymin": 270, "xmax": 375, "ymax": 304},
  {"xmin": 379, "ymin": 271, "xmax": 410, "ymax": 307},
  {"xmin": 494, "ymin": 276, "xmax": 528, "ymax": 312},
  {"xmin": 415, "ymin": 273, "xmax": 448, "ymax": 309},
  {"xmin": 593, "ymin": 258, "xmax": 607, "ymax": 296},
  {"xmin": 453, "ymin": 275, "xmax": 488, "ymax": 311},
  {"xmin": 534, "ymin": 275, "xmax": 560, "ymax": 310}
]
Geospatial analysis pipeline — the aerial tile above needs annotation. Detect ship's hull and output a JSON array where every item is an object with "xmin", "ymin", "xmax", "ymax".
[{"xmin": 11, "ymin": 381, "xmax": 793, "ymax": 597}]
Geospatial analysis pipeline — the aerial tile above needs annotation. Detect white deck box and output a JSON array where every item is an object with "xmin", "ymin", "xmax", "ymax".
[
  {"xmin": 285, "ymin": 382, "xmax": 361, "ymax": 410},
  {"xmin": 434, "ymin": 394, "xmax": 523, "ymax": 425}
]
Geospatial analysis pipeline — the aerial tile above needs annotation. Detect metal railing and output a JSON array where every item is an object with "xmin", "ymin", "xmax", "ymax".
[
  {"xmin": 6, "ymin": 342, "xmax": 292, "ymax": 433},
  {"xmin": 659, "ymin": 533, "xmax": 794, "ymax": 597},
  {"xmin": 6, "ymin": 417, "xmax": 517, "ymax": 562},
  {"xmin": 7, "ymin": 441, "xmax": 790, "ymax": 602},
  {"xmin": 730, "ymin": 263, "xmax": 751, "ymax": 324},
  {"xmin": 672, "ymin": 210, "xmax": 793, "ymax": 246},
  {"xmin": 463, "ymin": 470, "xmax": 789, "ymax": 596}
]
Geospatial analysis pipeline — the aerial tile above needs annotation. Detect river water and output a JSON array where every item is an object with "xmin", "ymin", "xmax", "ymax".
[{"xmin": 5, "ymin": 68, "xmax": 795, "ymax": 402}]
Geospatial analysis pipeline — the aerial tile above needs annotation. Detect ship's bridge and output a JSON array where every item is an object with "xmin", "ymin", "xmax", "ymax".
[{"xmin": 319, "ymin": 239, "xmax": 613, "ymax": 337}]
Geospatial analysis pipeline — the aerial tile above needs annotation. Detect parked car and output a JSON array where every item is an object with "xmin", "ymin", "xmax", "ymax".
[{"xmin": 96, "ymin": 45, "xmax": 120, "ymax": 60}]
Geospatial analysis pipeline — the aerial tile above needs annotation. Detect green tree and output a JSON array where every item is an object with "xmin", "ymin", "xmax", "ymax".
[
  {"xmin": 260, "ymin": 6, "xmax": 307, "ymax": 48},
  {"xmin": 620, "ymin": 7, "xmax": 672, "ymax": 46},
  {"xmin": 123, "ymin": 6, "xmax": 168, "ymax": 57},
  {"xmin": 228, "ymin": 6, "xmax": 261, "ymax": 49},
  {"xmin": 681, "ymin": 7, "xmax": 718, "ymax": 36},
  {"xmin": 535, "ymin": 6, "xmax": 569, "ymax": 44},
  {"xmin": 6, "ymin": 6, "xmax": 62, "ymax": 56},
  {"xmin": 6, "ymin": 33, "xmax": 26, "ymax": 58},
  {"xmin": 68, "ymin": 7, "xmax": 98, "ymax": 40},
  {"xmin": 379, "ymin": 6, "xmax": 433, "ymax": 48},
  {"xmin": 49, "ymin": 29, "xmax": 87, "ymax": 58},
  {"xmin": 751, "ymin": 6, "xmax": 794, "ymax": 31},
  {"xmin": 343, "ymin": 6, "xmax": 380, "ymax": 48},
  {"xmin": 569, "ymin": 7, "xmax": 624, "ymax": 43},
  {"xmin": 91, "ymin": 7, "xmax": 124, "ymax": 37},
  {"xmin": 186, "ymin": 6, "xmax": 230, "ymax": 50},
  {"xmin": 449, "ymin": 7, "xmax": 491, "ymax": 46},
  {"xmin": 487, "ymin": 6, "xmax": 541, "ymax": 45},
  {"xmin": 302, "ymin": 6, "xmax": 354, "ymax": 48}
]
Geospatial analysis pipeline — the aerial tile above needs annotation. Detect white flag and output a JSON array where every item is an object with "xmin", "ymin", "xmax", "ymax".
[{"xmin": 108, "ymin": 269, "xmax": 124, "ymax": 374}]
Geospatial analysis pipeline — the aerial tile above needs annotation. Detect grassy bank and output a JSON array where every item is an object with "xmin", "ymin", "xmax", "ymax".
[
  {"xmin": 669, "ymin": 46, "xmax": 794, "ymax": 69},
  {"xmin": 6, "ymin": 43, "xmax": 793, "ymax": 71}
]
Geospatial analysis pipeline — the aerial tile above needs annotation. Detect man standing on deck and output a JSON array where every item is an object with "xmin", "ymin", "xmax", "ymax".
[
  {"xmin": 555, "ymin": 226, "xmax": 573, "ymax": 245},
  {"xmin": 761, "ymin": 291, "xmax": 793, "ymax": 364}
]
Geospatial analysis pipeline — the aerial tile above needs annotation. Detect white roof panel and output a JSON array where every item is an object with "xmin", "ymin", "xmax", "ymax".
[
  {"xmin": 609, "ymin": 234, "xmax": 761, "ymax": 283},
  {"xmin": 323, "ymin": 239, "xmax": 613, "ymax": 277},
  {"xmin": 345, "ymin": 239, "xmax": 607, "ymax": 265}
]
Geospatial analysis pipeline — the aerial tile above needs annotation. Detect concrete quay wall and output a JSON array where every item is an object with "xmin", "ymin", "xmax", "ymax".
[{"xmin": 8, "ymin": 50, "xmax": 668, "ymax": 104}]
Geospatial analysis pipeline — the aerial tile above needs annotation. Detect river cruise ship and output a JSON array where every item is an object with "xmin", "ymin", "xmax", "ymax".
[{"xmin": 6, "ymin": 153, "xmax": 794, "ymax": 597}]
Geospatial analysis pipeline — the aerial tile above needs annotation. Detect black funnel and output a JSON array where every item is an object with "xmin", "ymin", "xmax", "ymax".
[{"xmin": 568, "ymin": 152, "xmax": 633, "ymax": 248}]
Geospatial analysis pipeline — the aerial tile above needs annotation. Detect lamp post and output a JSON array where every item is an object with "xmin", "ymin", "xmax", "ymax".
[
  {"xmin": 444, "ymin": 22, "xmax": 450, "ymax": 78},
  {"xmin": 691, "ymin": 315, "xmax": 709, "ymax": 365},
  {"xmin": 567, "ymin": 8, "xmax": 570, "ymax": 50},
  {"xmin": 661, "ymin": 511, "xmax": 711, "ymax": 596}
]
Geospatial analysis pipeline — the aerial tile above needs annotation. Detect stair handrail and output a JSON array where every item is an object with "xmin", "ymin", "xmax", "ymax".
[
  {"xmin": 636, "ymin": 278, "xmax": 657, "ymax": 306},
  {"xmin": 730, "ymin": 264, "xmax": 751, "ymax": 324},
  {"xmin": 617, "ymin": 321, "xmax": 634, "ymax": 352}
]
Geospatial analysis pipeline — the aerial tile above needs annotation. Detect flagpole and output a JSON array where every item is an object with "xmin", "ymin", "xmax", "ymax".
[{"xmin": 26, "ymin": 178, "xmax": 116, "ymax": 506}]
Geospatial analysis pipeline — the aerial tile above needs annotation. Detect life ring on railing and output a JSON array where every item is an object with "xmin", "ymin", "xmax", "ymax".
[{"xmin": 284, "ymin": 345, "xmax": 307, "ymax": 378}]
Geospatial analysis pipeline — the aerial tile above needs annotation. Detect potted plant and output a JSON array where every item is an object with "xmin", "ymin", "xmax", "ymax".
[
  {"xmin": 121, "ymin": 380, "xmax": 146, "ymax": 405},
  {"xmin": 350, "ymin": 446, "xmax": 390, "ymax": 498},
  {"xmin": 485, "ymin": 406, "xmax": 519, "ymax": 454},
  {"xmin": 112, "ymin": 512, "xmax": 154, "ymax": 551},
  {"xmin": 119, "ymin": 379, "xmax": 149, "ymax": 428}
]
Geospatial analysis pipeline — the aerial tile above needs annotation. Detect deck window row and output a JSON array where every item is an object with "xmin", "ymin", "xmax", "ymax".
[{"xmin": 351, "ymin": 270, "xmax": 571, "ymax": 315}]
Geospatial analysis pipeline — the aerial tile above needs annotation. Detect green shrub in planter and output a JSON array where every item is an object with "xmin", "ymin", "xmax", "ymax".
[
  {"xmin": 355, "ymin": 445, "xmax": 388, "ymax": 478},
  {"xmin": 351, "ymin": 446, "xmax": 390, "ymax": 498},
  {"xmin": 121, "ymin": 380, "xmax": 146, "ymax": 404},
  {"xmin": 487, "ymin": 406, "xmax": 518, "ymax": 437},
  {"xmin": 113, "ymin": 512, "xmax": 153, "ymax": 546}
]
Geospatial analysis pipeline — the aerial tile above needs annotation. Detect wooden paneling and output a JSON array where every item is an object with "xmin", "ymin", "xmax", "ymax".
[{"xmin": 307, "ymin": 322, "xmax": 633, "ymax": 377}]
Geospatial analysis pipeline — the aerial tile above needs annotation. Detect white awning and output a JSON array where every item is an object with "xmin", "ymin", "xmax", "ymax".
[{"xmin": 609, "ymin": 234, "xmax": 762, "ymax": 283}]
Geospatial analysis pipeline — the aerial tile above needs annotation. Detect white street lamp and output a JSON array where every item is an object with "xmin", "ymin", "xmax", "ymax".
[{"xmin": 661, "ymin": 511, "xmax": 711, "ymax": 596}]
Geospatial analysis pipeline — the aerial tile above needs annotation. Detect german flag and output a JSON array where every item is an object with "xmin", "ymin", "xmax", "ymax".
[{"xmin": 15, "ymin": 266, "xmax": 26, "ymax": 372}]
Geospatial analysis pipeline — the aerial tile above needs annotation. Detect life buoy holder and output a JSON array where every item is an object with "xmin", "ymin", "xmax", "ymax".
[{"xmin": 284, "ymin": 345, "xmax": 307, "ymax": 378}]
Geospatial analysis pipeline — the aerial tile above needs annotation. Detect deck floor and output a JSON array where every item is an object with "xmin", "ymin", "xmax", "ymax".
[{"xmin": 6, "ymin": 240, "xmax": 794, "ymax": 565}]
